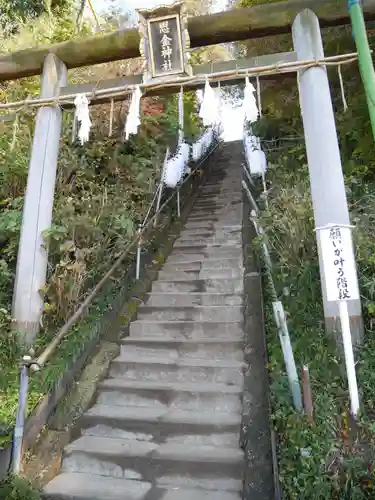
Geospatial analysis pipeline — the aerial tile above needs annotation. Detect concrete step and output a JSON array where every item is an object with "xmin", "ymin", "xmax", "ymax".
[
  {"xmin": 178, "ymin": 228, "xmax": 242, "ymax": 238},
  {"xmin": 157, "ymin": 267, "xmax": 243, "ymax": 281},
  {"xmin": 184, "ymin": 221, "xmax": 242, "ymax": 231},
  {"xmin": 187, "ymin": 214, "xmax": 242, "ymax": 224},
  {"xmin": 109, "ymin": 354, "xmax": 245, "ymax": 385},
  {"xmin": 168, "ymin": 245, "xmax": 243, "ymax": 259},
  {"xmin": 136, "ymin": 305, "xmax": 243, "ymax": 323},
  {"xmin": 44, "ymin": 472, "xmax": 151, "ymax": 500},
  {"xmin": 162, "ymin": 258, "xmax": 243, "ymax": 272},
  {"xmin": 190, "ymin": 203, "xmax": 242, "ymax": 212},
  {"xmin": 145, "ymin": 292, "xmax": 243, "ymax": 307},
  {"xmin": 119, "ymin": 337, "xmax": 244, "ymax": 361},
  {"xmin": 177, "ymin": 232, "xmax": 242, "ymax": 243},
  {"xmin": 173, "ymin": 239, "xmax": 242, "ymax": 250},
  {"xmin": 187, "ymin": 210, "xmax": 241, "ymax": 218},
  {"xmin": 151, "ymin": 278, "xmax": 243, "ymax": 294},
  {"xmin": 204, "ymin": 177, "xmax": 241, "ymax": 184},
  {"xmin": 193, "ymin": 198, "xmax": 242, "ymax": 207},
  {"xmin": 175, "ymin": 234, "xmax": 242, "ymax": 245},
  {"xmin": 128, "ymin": 320, "xmax": 244, "ymax": 340},
  {"xmin": 167, "ymin": 250, "xmax": 243, "ymax": 265},
  {"xmin": 197, "ymin": 193, "xmax": 242, "ymax": 200},
  {"xmin": 97, "ymin": 378, "xmax": 243, "ymax": 413},
  {"xmin": 44, "ymin": 472, "xmax": 243, "ymax": 500},
  {"xmin": 201, "ymin": 186, "xmax": 241, "ymax": 193},
  {"xmin": 62, "ymin": 435, "xmax": 244, "ymax": 488},
  {"xmin": 79, "ymin": 406, "xmax": 243, "ymax": 448},
  {"xmin": 192, "ymin": 201, "xmax": 242, "ymax": 210}
]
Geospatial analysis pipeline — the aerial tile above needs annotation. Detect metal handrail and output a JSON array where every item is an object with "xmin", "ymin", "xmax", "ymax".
[
  {"xmin": 11, "ymin": 136, "xmax": 220, "ymax": 475},
  {"xmin": 241, "ymin": 167, "xmax": 302, "ymax": 413},
  {"xmin": 32, "ymin": 144, "xmax": 218, "ymax": 370}
]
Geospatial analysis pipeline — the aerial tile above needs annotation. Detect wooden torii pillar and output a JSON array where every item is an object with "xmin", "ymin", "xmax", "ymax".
[
  {"xmin": 293, "ymin": 9, "xmax": 363, "ymax": 344},
  {"xmin": 12, "ymin": 54, "xmax": 67, "ymax": 346}
]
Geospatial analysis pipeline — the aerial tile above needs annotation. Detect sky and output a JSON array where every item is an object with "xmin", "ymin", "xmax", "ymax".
[
  {"xmin": 91, "ymin": 0, "xmax": 228, "ymax": 14},
  {"xmin": 88, "ymin": 0, "xmax": 243, "ymax": 142}
]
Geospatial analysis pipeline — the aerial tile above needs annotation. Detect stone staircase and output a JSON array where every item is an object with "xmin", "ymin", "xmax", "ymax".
[{"xmin": 44, "ymin": 145, "xmax": 249, "ymax": 499}]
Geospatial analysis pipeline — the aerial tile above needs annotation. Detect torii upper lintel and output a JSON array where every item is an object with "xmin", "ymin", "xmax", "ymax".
[{"xmin": 0, "ymin": 0, "xmax": 375, "ymax": 82}]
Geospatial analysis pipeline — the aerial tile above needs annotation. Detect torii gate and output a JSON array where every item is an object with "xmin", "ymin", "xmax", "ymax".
[{"xmin": 0, "ymin": 0, "xmax": 371, "ymax": 346}]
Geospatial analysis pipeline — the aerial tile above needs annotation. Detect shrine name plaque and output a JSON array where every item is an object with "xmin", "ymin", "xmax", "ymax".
[{"xmin": 148, "ymin": 15, "xmax": 184, "ymax": 78}]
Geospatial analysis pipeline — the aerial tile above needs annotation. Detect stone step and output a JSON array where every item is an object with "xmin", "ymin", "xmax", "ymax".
[
  {"xmin": 79, "ymin": 406, "xmax": 243, "ymax": 448},
  {"xmin": 145, "ymin": 292, "xmax": 243, "ymax": 307},
  {"xmin": 192, "ymin": 201, "xmax": 242, "ymax": 210},
  {"xmin": 193, "ymin": 198, "xmax": 242, "ymax": 206},
  {"xmin": 136, "ymin": 305, "xmax": 243, "ymax": 323},
  {"xmin": 187, "ymin": 210, "xmax": 241, "ymax": 218},
  {"xmin": 109, "ymin": 354, "xmax": 245, "ymax": 384},
  {"xmin": 62, "ymin": 436, "xmax": 244, "ymax": 489},
  {"xmin": 204, "ymin": 177, "xmax": 241, "ymax": 185},
  {"xmin": 162, "ymin": 258, "xmax": 243, "ymax": 272},
  {"xmin": 157, "ymin": 267, "xmax": 244, "ymax": 281},
  {"xmin": 199, "ymin": 184, "xmax": 242, "ymax": 190},
  {"xmin": 120, "ymin": 338, "xmax": 244, "ymax": 361},
  {"xmin": 187, "ymin": 215, "xmax": 242, "ymax": 224},
  {"xmin": 176, "ymin": 233, "xmax": 242, "ymax": 243},
  {"xmin": 197, "ymin": 192, "xmax": 242, "ymax": 200},
  {"xmin": 44, "ymin": 472, "xmax": 243, "ymax": 500},
  {"xmin": 97, "ymin": 378, "xmax": 243, "ymax": 413},
  {"xmin": 190, "ymin": 204, "xmax": 242, "ymax": 212},
  {"xmin": 168, "ymin": 246, "xmax": 243, "ymax": 260},
  {"xmin": 44, "ymin": 472, "xmax": 151, "ymax": 500},
  {"xmin": 178, "ymin": 227, "xmax": 242, "ymax": 238},
  {"xmin": 173, "ymin": 239, "xmax": 242, "ymax": 250},
  {"xmin": 201, "ymin": 185, "xmax": 241, "ymax": 192},
  {"xmin": 129, "ymin": 320, "xmax": 244, "ymax": 340},
  {"xmin": 184, "ymin": 221, "xmax": 242, "ymax": 231},
  {"xmin": 167, "ymin": 250, "xmax": 243, "ymax": 265},
  {"xmin": 151, "ymin": 278, "xmax": 243, "ymax": 294}
]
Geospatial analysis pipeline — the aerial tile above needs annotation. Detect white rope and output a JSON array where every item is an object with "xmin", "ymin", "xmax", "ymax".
[{"xmin": 0, "ymin": 53, "xmax": 360, "ymax": 113}]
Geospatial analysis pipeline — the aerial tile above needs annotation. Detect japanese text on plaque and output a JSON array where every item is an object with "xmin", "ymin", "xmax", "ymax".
[{"xmin": 320, "ymin": 225, "xmax": 359, "ymax": 302}]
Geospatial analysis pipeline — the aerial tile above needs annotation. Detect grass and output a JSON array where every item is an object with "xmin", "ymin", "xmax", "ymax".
[
  {"xmin": 256, "ymin": 149, "xmax": 375, "ymax": 498},
  {"xmin": 0, "ymin": 262, "xmax": 131, "ymax": 448},
  {"xmin": 0, "ymin": 475, "xmax": 41, "ymax": 500}
]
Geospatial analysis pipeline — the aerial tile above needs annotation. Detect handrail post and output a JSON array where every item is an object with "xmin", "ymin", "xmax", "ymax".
[
  {"xmin": 154, "ymin": 149, "xmax": 168, "ymax": 228},
  {"xmin": 274, "ymin": 302, "xmax": 303, "ymax": 412},
  {"xmin": 136, "ymin": 226, "xmax": 142, "ymax": 280},
  {"xmin": 12, "ymin": 360, "xmax": 30, "ymax": 474},
  {"xmin": 177, "ymin": 188, "xmax": 181, "ymax": 218}
]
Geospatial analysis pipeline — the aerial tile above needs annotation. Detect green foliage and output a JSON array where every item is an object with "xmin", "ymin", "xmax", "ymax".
[
  {"xmin": 0, "ymin": 475, "xmax": 41, "ymax": 500},
  {"xmin": 0, "ymin": 5, "xmax": 202, "ymax": 454},
  {"xmin": 0, "ymin": 0, "xmax": 72, "ymax": 35},
  {"xmin": 257, "ymin": 107, "xmax": 375, "ymax": 497}
]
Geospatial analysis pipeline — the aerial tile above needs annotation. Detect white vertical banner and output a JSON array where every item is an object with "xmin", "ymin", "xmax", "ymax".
[{"xmin": 317, "ymin": 223, "xmax": 360, "ymax": 416}]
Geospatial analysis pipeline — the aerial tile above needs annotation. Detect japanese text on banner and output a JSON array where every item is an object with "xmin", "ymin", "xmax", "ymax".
[{"xmin": 319, "ymin": 226, "xmax": 359, "ymax": 302}]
